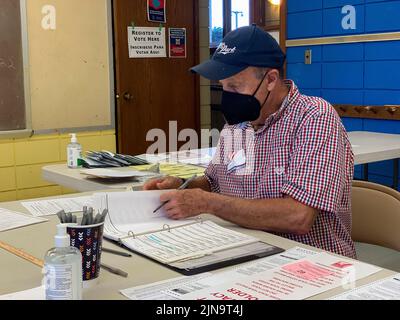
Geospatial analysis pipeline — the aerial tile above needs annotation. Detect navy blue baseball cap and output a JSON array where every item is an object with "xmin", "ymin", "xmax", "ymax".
[{"xmin": 191, "ymin": 24, "xmax": 286, "ymax": 81}]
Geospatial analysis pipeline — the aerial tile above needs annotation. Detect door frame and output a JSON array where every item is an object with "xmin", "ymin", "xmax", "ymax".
[{"xmin": 111, "ymin": 0, "xmax": 201, "ymax": 154}]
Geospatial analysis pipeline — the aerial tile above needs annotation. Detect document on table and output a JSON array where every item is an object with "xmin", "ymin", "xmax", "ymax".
[
  {"xmin": 120, "ymin": 220, "xmax": 259, "ymax": 264},
  {"xmin": 0, "ymin": 286, "xmax": 45, "ymax": 300},
  {"xmin": 330, "ymin": 274, "xmax": 400, "ymax": 300},
  {"xmin": 96, "ymin": 190, "xmax": 263, "ymax": 268},
  {"xmin": 0, "ymin": 208, "xmax": 47, "ymax": 232},
  {"xmin": 95, "ymin": 190, "xmax": 194, "ymax": 240},
  {"xmin": 120, "ymin": 246, "xmax": 319, "ymax": 300},
  {"xmin": 21, "ymin": 196, "xmax": 93, "ymax": 217},
  {"xmin": 181, "ymin": 252, "xmax": 382, "ymax": 300}
]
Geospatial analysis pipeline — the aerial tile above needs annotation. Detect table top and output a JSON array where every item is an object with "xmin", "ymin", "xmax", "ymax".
[
  {"xmin": 349, "ymin": 131, "xmax": 400, "ymax": 165},
  {"xmin": 42, "ymin": 165, "xmax": 156, "ymax": 192},
  {"xmin": 0, "ymin": 192, "xmax": 396, "ymax": 300}
]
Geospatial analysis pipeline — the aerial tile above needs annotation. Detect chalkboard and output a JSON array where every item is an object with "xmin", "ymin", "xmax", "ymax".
[{"xmin": 0, "ymin": 0, "xmax": 27, "ymax": 131}]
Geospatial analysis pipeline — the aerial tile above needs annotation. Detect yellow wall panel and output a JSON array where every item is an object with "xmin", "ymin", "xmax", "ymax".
[
  {"xmin": 0, "ymin": 191, "xmax": 17, "ymax": 203},
  {"xmin": 14, "ymin": 139, "xmax": 60, "ymax": 166},
  {"xmin": 0, "ymin": 167, "xmax": 16, "ymax": 192},
  {"xmin": 0, "ymin": 143, "xmax": 15, "ymax": 167},
  {"xmin": 100, "ymin": 135, "xmax": 116, "ymax": 152},
  {"xmin": 17, "ymin": 186, "xmax": 62, "ymax": 201},
  {"xmin": 1, "ymin": 131, "xmax": 115, "ymax": 200},
  {"xmin": 16, "ymin": 164, "xmax": 55, "ymax": 189}
]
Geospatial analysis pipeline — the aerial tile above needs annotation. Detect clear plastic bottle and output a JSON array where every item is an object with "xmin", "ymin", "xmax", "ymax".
[
  {"xmin": 67, "ymin": 133, "xmax": 82, "ymax": 168},
  {"xmin": 44, "ymin": 224, "xmax": 83, "ymax": 300}
]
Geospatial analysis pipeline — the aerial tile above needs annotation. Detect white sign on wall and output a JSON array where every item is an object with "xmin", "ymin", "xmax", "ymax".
[{"xmin": 128, "ymin": 26, "xmax": 166, "ymax": 58}]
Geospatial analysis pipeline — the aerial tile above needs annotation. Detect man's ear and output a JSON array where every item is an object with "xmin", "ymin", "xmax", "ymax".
[{"xmin": 266, "ymin": 69, "xmax": 280, "ymax": 91}]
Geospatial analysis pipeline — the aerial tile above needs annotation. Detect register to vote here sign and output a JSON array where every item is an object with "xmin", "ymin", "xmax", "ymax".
[{"xmin": 128, "ymin": 26, "xmax": 167, "ymax": 58}]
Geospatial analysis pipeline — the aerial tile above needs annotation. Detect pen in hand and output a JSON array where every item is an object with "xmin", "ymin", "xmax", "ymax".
[{"xmin": 153, "ymin": 175, "xmax": 197, "ymax": 214}]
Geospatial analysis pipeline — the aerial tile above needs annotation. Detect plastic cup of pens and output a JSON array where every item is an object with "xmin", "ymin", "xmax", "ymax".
[{"xmin": 56, "ymin": 207, "xmax": 108, "ymax": 287}]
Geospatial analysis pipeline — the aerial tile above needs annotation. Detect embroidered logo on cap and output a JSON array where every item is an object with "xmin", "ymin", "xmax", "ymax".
[{"xmin": 216, "ymin": 42, "xmax": 237, "ymax": 55}]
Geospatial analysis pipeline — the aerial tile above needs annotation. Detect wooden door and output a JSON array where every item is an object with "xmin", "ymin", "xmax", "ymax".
[{"xmin": 113, "ymin": 0, "xmax": 200, "ymax": 155}]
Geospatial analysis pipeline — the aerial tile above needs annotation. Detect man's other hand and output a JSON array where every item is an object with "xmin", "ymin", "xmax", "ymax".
[{"xmin": 143, "ymin": 176, "xmax": 183, "ymax": 190}]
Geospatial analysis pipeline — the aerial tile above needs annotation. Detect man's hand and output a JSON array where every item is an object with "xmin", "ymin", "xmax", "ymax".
[
  {"xmin": 143, "ymin": 176, "xmax": 183, "ymax": 190},
  {"xmin": 160, "ymin": 189, "xmax": 210, "ymax": 220}
]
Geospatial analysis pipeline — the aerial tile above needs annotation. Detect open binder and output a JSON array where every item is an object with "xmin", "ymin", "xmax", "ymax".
[{"xmin": 94, "ymin": 191, "xmax": 284, "ymax": 275}]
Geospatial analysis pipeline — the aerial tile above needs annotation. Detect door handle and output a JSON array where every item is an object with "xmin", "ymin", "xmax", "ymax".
[{"xmin": 123, "ymin": 92, "xmax": 134, "ymax": 101}]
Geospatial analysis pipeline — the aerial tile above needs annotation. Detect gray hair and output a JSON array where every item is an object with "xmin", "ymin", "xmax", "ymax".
[{"xmin": 253, "ymin": 67, "xmax": 284, "ymax": 80}]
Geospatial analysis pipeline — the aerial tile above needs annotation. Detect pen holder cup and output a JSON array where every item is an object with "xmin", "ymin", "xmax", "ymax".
[{"xmin": 66, "ymin": 222, "xmax": 104, "ymax": 284}]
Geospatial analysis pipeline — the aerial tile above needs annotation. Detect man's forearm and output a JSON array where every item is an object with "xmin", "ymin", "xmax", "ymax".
[
  {"xmin": 205, "ymin": 192, "xmax": 317, "ymax": 235},
  {"xmin": 187, "ymin": 176, "xmax": 211, "ymax": 192}
]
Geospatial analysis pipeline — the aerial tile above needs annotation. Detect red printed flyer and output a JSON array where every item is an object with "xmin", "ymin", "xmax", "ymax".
[
  {"xmin": 181, "ymin": 252, "xmax": 381, "ymax": 300},
  {"xmin": 169, "ymin": 28, "xmax": 186, "ymax": 58}
]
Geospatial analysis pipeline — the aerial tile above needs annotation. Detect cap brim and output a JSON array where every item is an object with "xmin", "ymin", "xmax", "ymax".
[{"xmin": 190, "ymin": 59, "xmax": 247, "ymax": 81}]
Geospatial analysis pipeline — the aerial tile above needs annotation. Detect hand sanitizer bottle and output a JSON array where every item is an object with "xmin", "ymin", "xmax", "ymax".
[
  {"xmin": 67, "ymin": 133, "xmax": 82, "ymax": 168},
  {"xmin": 44, "ymin": 224, "xmax": 83, "ymax": 300}
]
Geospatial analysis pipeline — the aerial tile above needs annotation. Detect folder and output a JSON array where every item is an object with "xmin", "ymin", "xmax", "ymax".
[{"xmin": 93, "ymin": 191, "xmax": 284, "ymax": 275}]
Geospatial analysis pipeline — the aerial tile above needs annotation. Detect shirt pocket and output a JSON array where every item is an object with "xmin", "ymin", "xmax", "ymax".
[
  {"xmin": 216, "ymin": 163, "xmax": 248, "ymax": 197},
  {"xmin": 258, "ymin": 145, "xmax": 291, "ymax": 199}
]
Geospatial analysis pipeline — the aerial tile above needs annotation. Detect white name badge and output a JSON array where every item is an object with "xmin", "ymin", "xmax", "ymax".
[{"xmin": 227, "ymin": 149, "xmax": 246, "ymax": 173}]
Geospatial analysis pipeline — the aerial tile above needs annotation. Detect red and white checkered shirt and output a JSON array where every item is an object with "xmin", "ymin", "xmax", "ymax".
[{"xmin": 205, "ymin": 80, "xmax": 356, "ymax": 258}]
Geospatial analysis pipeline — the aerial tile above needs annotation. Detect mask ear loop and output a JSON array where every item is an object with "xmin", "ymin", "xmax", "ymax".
[
  {"xmin": 252, "ymin": 69, "xmax": 270, "ymax": 97},
  {"xmin": 260, "ymin": 90, "xmax": 271, "ymax": 109},
  {"xmin": 253, "ymin": 70, "xmax": 271, "ymax": 109}
]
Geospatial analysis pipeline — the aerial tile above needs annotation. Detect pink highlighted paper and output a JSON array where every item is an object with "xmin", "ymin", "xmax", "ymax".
[{"xmin": 282, "ymin": 260, "xmax": 334, "ymax": 281}]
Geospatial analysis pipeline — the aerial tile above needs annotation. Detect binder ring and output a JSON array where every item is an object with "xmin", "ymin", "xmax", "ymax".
[
  {"xmin": 196, "ymin": 217, "xmax": 204, "ymax": 224},
  {"xmin": 163, "ymin": 224, "xmax": 171, "ymax": 232},
  {"xmin": 128, "ymin": 230, "xmax": 136, "ymax": 239}
]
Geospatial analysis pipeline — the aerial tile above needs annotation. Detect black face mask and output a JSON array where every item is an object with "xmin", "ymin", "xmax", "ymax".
[{"xmin": 220, "ymin": 71, "xmax": 271, "ymax": 126}]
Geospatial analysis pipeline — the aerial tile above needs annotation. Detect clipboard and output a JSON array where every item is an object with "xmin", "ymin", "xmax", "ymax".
[
  {"xmin": 168, "ymin": 241, "xmax": 284, "ymax": 275},
  {"xmin": 107, "ymin": 237, "xmax": 284, "ymax": 275}
]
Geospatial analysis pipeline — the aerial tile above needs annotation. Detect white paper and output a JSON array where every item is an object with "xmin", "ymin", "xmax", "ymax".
[
  {"xmin": 22, "ymin": 196, "xmax": 93, "ymax": 217},
  {"xmin": 128, "ymin": 26, "xmax": 166, "ymax": 58},
  {"xmin": 182, "ymin": 252, "xmax": 381, "ymax": 300},
  {"xmin": 0, "ymin": 286, "xmax": 45, "ymax": 300},
  {"xmin": 121, "ymin": 274, "xmax": 213, "ymax": 300},
  {"xmin": 120, "ymin": 221, "xmax": 258, "ymax": 264},
  {"xmin": 0, "ymin": 208, "xmax": 47, "ymax": 231},
  {"xmin": 120, "ymin": 247, "xmax": 319, "ymax": 300},
  {"xmin": 135, "ymin": 153, "xmax": 169, "ymax": 164},
  {"xmin": 330, "ymin": 274, "xmax": 400, "ymax": 300},
  {"xmin": 93, "ymin": 190, "xmax": 195, "ymax": 240},
  {"xmin": 80, "ymin": 168, "xmax": 154, "ymax": 178}
]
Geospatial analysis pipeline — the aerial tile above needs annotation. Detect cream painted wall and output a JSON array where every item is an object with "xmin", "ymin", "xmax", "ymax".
[
  {"xmin": 0, "ymin": 1, "xmax": 115, "ymax": 202},
  {"xmin": 26, "ymin": 0, "xmax": 112, "ymax": 130}
]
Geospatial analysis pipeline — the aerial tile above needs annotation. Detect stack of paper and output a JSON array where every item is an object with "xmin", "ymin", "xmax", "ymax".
[
  {"xmin": 0, "ymin": 208, "xmax": 47, "ymax": 232},
  {"xmin": 330, "ymin": 274, "xmax": 400, "ymax": 300},
  {"xmin": 21, "ymin": 196, "xmax": 93, "ymax": 217},
  {"xmin": 0, "ymin": 286, "xmax": 45, "ymax": 300}
]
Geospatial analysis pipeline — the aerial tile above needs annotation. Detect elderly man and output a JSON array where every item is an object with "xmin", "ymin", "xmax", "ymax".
[{"xmin": 144, "ymin": 25, "xmax": 356, "ymax": 258}]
